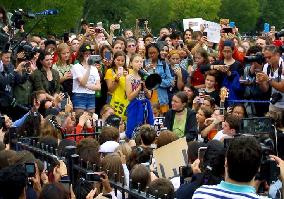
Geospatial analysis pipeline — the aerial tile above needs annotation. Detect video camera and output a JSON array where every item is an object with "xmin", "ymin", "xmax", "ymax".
[
  {"xmin": 11, "ymin": 9, "xmax": 35, "ymax": 29},
  {"xmin": 275, "ymin": 30, "xmax": 284, "ymax": 40},
  {"xmin": 16, "ymin": 42, "xmax": 40, "ymax": 61},
  {"xmin": 225, "ymin": 117, "xmax": 280, "ymax": 185},
  {"xmin": 244, "ymin": 52, "xmax": 266, "ymax": 65}
]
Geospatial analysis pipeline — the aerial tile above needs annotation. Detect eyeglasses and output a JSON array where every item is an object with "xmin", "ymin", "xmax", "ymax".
[{"xmin": 128, "ymin": 44, "xmax": 136, "ymax": 48}]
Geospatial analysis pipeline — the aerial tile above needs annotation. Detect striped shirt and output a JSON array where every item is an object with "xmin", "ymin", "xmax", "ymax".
[{"xmin": 192, "ymin": 181, "xmax": 269, "ymax": 199}]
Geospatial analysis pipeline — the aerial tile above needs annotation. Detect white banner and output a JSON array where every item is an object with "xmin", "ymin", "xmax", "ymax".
[
  {"xmin": 183, "ymin": 18, "xmax": 204, "ymax": 31},
  {"xmin": 204, "ymin": 21, "xmax": 221, "ymax": 43}
]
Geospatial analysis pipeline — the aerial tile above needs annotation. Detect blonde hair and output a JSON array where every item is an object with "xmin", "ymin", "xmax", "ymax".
[{"xmin": 56, "ymin": 43, "xmax": 71, "ymax": 66}]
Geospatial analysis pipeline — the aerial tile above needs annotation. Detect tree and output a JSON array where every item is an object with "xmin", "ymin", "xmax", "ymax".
[
  {"xmin": 218, "ymin": 0, "xmax": 260, "ymax": 32},
  {"xmin": 1, "ymin": 0, "xmax": 84, "ymax": 36},
  {"xmin": 257, "ymin": 0, "xmax": 284, "ymax": 32}
]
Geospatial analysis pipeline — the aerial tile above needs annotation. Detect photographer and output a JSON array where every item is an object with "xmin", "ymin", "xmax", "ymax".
[
  {"xmin": 0, "ymin": 49, "xmax": 29, "ymax": 120},
  {"xmin": 256, "ymin": 45, "xmax": 284, "ymax": 121},
  {"xmin": 242, "ymin": 46, "xmax": 271, "ymax": 116},
  {"xmin": 193, "ymin": 136, "xmax": 265, "ymax": 198}
]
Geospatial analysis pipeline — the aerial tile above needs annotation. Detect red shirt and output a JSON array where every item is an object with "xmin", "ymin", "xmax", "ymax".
[{"xmin": 191, "ymin": 66, "xmax": 205, "ymax": 87}]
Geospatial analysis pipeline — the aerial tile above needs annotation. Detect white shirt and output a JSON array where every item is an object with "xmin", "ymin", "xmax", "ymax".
[
  {"xmin": 213, "ymin": 130, "xmax": 224, "ymax": 141},
  {"xmin": 71, "ymin": 63, "xmax": 100, "ymax": 94},
  {"xmin": 263, "ymin": 57, "xmax": 284, "ymax": 108}
]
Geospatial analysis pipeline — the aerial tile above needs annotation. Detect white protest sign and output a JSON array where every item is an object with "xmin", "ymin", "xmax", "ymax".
[
  {"xmin": 183, "ymin": 18, "xmax": 204, "ymax": 31},
  {"xmin": 153, "ymin": 137, "xmax": 188, "ymax": 179},
  {"xmin": 204, "ymin": 20, "xmax": 221, "ymax": 43}
]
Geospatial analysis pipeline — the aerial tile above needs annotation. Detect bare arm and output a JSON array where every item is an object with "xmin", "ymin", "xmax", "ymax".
[
  {"xmin": 125, "ymin": 75, "xmax": 141, "ymax": 101},
  {"xmin": 77, "ymin": 66, "xmax": 91, "ymax": 87}
]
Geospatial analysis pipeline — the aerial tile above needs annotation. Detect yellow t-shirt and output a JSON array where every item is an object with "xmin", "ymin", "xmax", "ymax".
[{"xmin": 105, "ymin": 68, "xmax": 132, "ymax": 120}]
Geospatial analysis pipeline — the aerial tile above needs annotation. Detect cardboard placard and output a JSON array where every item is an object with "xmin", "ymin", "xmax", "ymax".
[{"xmin": 153, "ymin": 137, "xmax": 188, "ymax": 179}]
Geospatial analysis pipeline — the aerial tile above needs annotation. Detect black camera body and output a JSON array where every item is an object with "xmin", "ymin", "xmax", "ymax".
[
  {"xmin": 275, "ymin": 30, "xmax": 284, "ymax": 39},
  {"xmin": 270, "ymin": 92, "xmax": 283, "ymax": 105},
  {"xmin": 244, "ymin": 52, "xmax": 266, "ymax": 65}
]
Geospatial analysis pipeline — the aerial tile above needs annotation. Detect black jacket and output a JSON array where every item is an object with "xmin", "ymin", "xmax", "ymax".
[{"xmin": 164, "ymin": 108, "xmax": 198, "ymax": 141}]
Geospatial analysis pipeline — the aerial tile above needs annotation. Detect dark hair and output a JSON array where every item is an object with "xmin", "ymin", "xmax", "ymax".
[
  {"xmin": 0, "ymin": 164, "xmax": 27, "ymax": 199},
  {"xmin": 169, "ymin": 31, "xmax": 181, "ymax": 40},
  {"xmin": 187, "ymin": 141, "xmax": 206, "ymax": 164},
  {"xmin": 174, "ymin": 91, "xmax": 188, "ymax": 104},
  {"xmin": 231, "ymin": 104, "xmax": 248, "ymax": 118},
  {"xmin": 127, "ymin": 146, "xmax": 152, "ymax": 170},
  {"xmin": 99, "ymin": 126, "xmax": 119, "ymax": 145},
  {"xmin": 246, "ymin": 45, "xmax": 262, "ymax": 56},
  {"xmin": 0, "ymin": 150, "xmax": 16, "ymax": 169},
  {"xmin": 114, "ymin": 36, "xmax": 127, "ymax": 49},
  {"xmin": 8, "ymin": 150, "xmax": 36, "ymax": 166},
  {"xmin": 139, "ymin": 125, "xmax": 156, "ymax": 146},
  {"xmin": 195, "ymin": 48, "xmax": 209, "ymax": 64},
  {"xmin": 223, "ymin": 40, "xmax": 235, "ymax": 51},
  {"xmin": 205, "ymin": 69, "xmax": 217, "ymax": 80},
  {"xmin": 36, "ymin": 50, "xmax": 52, "ymax": 70},
  {"xmin": 183, "ymin": 28, "xmax": 193, "ymax": 40},
  {"xmin": 0, "ymin": 6, "xmax": 8, "ymax": 25},
  {"xmin": 73, "ymin": 178, "xmax": 93, "ymax": 199},
  {"xmin": 145, "ymin": 43, "xmax": 161, "ymax": 60},
  {"xmin": 100, "ymin": 45, "xmax": 112, "ymax": 59},
  {"xmin": 148, "ymin": 178, "xmax": 175, "ymax": 199},
  {"xmin": 226, "ymin": 136, "xmax": 262, "ymax": 182},
  {"xmin": 57, "ymin": 139, "xmax": 76, "ymax": 157},
  {"xmin": 143, "ymin": 33, "xmax": 154, "ymax": 42},
  {"xmin": 130, "ymin": 164, "xmax": 151, "ymax": 191},
  {"xmin": 111, "ymin": 51, "xmax": 127, "ymax": 70},
  {"xmin": 39, "ymin": 183, "xmax": 70, "ymax": 199}
]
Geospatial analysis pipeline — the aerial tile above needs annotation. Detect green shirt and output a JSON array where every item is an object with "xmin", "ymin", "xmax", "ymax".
[
  {"xmin": 52, "ymin": 64, "xmax": 72, "ymax": 78},
  {"xmin": 172, "ymin": 109, "xmax": 187, "ymax": 138}
]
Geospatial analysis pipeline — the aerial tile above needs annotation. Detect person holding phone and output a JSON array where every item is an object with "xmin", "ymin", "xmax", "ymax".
[
  {"xmin": 71, "ymin": 43, "xmax": 101, "ymax": 115},
  {"xmin": 167, "ymin": 50, "xmax": 189, "ymax": 104},
  {"xmin": 53, "ymin": 43, "xmax": 73, "ymax": 96},
  {"xmin": 104, "ymin": 51, "xmax": 130, "ymax": 120},
  {"xmin": 144, "ymin": 43, "xmax": 174, "ymax": 114}
]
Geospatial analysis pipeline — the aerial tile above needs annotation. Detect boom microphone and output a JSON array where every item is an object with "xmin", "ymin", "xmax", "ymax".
[{"xmin": 35, "ymin": 9, "xmax": 59, "ymax": 16}]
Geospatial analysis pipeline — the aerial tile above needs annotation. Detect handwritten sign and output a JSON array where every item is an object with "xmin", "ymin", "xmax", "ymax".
[
  {"xmin": 183, "ymin": 18, "xmax": 204, "ymax": 31},
  {"xmin": 204, "ymin": 21, "xmax": 221, "ymax": 43},
  {"xmin": 153, "ymin": 137, "xmax": 188, "ymax": 179}
]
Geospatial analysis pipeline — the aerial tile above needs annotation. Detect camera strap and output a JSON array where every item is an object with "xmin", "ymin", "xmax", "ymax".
[{"xmin": 267, "ymin": 62, "xmax": 282, "ymax": 82}]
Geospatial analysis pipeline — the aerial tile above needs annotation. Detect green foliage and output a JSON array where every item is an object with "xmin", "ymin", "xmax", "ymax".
[
  {"xmin": 257, "ymin": 0, "xmax": 284, "ymax": 31},
  {"xmin": 218, "ymin": 0, "xmax": 260, "ymax": 32},
  {"xmin": 2, "ymin": 0, "xmax": 283, "ymax": 36},
  {"xmin": 1, "ymin": 0, "xmax": 83, "ymax": 36}
]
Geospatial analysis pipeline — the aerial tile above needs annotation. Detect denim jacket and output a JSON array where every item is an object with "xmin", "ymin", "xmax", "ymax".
[{"xmin": 144, "ymin": 59, "xmax": 174, "ymax": 105}]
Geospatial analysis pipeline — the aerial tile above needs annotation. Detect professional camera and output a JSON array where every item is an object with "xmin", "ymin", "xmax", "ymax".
[
  {"xmin": 270, "ymin": 92, "xmax": 282, "ymax": 105},
  {"xmin": 17, "ymin": 42, "xmax": 39, "ymax": 61},
  {"xmin": 244, "ymin": 52, "xmax": 266, "ymax": 65},
  {"xmin": 11, "ymin": 9, "xmax": 35, "ymax": 29},
  {"xmin": 275, "ymin": 30, "xmax": 284, "ymax": 39}
]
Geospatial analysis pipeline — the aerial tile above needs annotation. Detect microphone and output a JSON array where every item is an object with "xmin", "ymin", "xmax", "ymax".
[{"xmin": 35, "ymin": 9, "xmax": 59, "ymax": 16}]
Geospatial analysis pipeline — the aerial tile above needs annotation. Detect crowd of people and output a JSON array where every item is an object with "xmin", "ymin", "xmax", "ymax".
[{"xmin": 0, "ymin": 5, "xmax": 284, "ymax": 199}]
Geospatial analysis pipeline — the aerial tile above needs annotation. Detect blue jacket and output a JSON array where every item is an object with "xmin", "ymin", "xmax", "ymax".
[
  {"xmin": 126, "ymin": 98, "xmax": 154, "ymax": 139},
  {"xmin": 222, "ymin": 71, "xmax": 244, "ymax": 107},
  {"xmin": 144, "ymin": 59, "xmax": 174, "ymax": 105}
]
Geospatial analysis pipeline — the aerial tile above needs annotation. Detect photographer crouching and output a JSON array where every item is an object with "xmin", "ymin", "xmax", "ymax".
[
  {"xmin": 0, "ymin": 46, "xmax": 30, "ymax": 120},
  {"xmin": 256, "ymin": 45, "xmax": 284, "ymax": 127}
]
